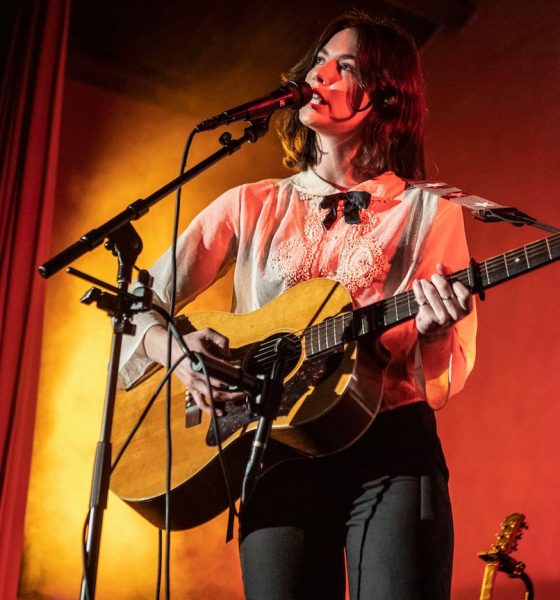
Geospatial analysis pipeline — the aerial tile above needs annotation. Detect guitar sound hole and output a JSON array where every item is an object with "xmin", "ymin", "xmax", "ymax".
[
  {"xmin": 242, "ymin": 332, "xmax": 302, "ymax": 378},
  {"xmin": 205, "ymin": 333, "xmax": 302, "ymax": 447}
]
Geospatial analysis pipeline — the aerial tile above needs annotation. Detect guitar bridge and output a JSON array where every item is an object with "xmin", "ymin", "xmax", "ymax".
[{"xmin": 185, "ymin": 394, "xmax": 202, "ymax": 428}]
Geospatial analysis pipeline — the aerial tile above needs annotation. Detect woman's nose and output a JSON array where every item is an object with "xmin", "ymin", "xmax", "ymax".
[
  {"xmin": 312, "ymin": 64, "xmax": 330, "ymax": 85},
  {"xmin": 312, "ymin": 70, "xmax": 325, "ymax": 84}
]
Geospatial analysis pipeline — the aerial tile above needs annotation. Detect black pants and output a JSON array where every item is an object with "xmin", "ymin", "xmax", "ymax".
[{"xmin": 239, "ymin": 402, "xmax": 453, "ymax": 600}]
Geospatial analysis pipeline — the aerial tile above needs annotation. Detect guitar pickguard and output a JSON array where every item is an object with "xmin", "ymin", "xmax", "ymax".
[{"xmin": 205, "ymin": 334, "xmax": 343, "ymax": 446}]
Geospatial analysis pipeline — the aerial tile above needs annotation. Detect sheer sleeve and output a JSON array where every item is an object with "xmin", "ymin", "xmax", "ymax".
[
  {"xmin": 117, "ymin": 186, "xmax": 241, "ymax": 389},
  {"xmin": 410, "ymin": 200, "xmax": 477, "ymax": 409}
]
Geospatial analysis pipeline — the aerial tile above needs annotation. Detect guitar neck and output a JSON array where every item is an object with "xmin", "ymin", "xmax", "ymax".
[
  {"xmin": 305, "ymin": 233, "xmax": 560, "ymax": 356},
  {"xmin": 479, "ymin": 562, "xmax": 499, "ymax": 600}
]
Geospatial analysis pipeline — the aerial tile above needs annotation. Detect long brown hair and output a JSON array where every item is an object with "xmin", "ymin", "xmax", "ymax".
[{"xmin": 276, "ymin": 10, "xmax": 427, "ymax": 180}]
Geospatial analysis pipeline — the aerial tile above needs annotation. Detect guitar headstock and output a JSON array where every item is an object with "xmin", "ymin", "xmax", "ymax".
[
  {"xmin": 490, "ymin": 513, "xmax": 527, "ymax": 555},
  {"xmin": 478, "ymin": 512, "xmax": 528, "ymax": 577}
]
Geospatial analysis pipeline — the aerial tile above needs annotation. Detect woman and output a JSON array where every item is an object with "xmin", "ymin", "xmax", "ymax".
[{"xmin": 119, "ymin": 10, "xmax": 476, "ymax": 599}]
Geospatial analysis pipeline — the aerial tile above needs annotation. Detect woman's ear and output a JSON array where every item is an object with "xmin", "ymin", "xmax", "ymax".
[{"xmin": 374, "ymin": 81, "xmax": 399, "ymax": 118}]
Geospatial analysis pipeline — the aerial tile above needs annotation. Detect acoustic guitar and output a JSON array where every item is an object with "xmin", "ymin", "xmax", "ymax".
[
  {"xmin": 478, "ymin": 513, "xmax": 530, "ymax": 600},
  {"xmin": 110, "ymin": 233, "xmax": 559, "ymax": 529}
]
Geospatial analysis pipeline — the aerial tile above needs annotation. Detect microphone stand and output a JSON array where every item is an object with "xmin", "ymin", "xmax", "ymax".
[
  {"xmin": 38, "ymin": 116, "xmax": 271, "ymax": 279},
  {"xmin": 38, "ymin": 117, "xmax": 271, "ymax": 600},
  {"xmin": 77, "ymin": 223, "xmax": 142, "ymax": 600}
]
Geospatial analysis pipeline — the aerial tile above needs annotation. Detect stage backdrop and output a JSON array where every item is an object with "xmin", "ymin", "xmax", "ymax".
[{"xmin": 21, "ymin": 1, "xmax": 560, "ymax": 598}]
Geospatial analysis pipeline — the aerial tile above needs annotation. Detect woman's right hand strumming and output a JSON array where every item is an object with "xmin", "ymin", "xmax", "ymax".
[{"xmin": 142, "ymin": 325, "xmax": 246, "ymax": 415}]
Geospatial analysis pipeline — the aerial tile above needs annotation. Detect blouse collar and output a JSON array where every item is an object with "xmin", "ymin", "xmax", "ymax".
[{"xmin": 290, "ymin": 169, "xmax": 406, "ymax": 199}]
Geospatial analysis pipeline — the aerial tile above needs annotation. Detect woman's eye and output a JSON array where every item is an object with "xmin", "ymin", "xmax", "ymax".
[
  {"xmin": 314, "ymin": 55, "xmax": 325, "ymax": 65},
  {"xmin": 340, "ymin": 62, "xmax": 355, "ymax": 73}
]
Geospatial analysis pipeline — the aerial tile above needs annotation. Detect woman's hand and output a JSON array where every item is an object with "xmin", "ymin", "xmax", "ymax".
[
  {"xmin": 143, "ymin": 325, "xmax": 246, "ymax": 415},
  {"xmin": 412, "ymin": 263, "xmax": 473, "ymax": 342}
]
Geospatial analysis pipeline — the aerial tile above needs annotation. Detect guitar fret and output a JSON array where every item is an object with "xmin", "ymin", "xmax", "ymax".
[
  {"xmin": 354, "ymin": 309, "xmax": 363, "ymax": 336},
  {"xmin": 345, "ymin": 314, "xmax": 352, "ymax": 341},
  {"xmin": 484, "ymin": 261, "xmax": 490, "ymax": 286},
  {"xmin": 335, "ymin": 315, "xmax": 344, "ymax": 346},
  {"xmin": 354, "ymin": 312, "xmax": 361, "ymax": 336},
  {"xmin": 393, "ymin": 296, "xmax": 399, "ymax": 321},
  {"xmin": 350, "ymin": 313, "xmax": 356, "ymax": 338},
  {"xmin": 523, "ymin": 245, "xmax": 530, "ymax": 267},
  {"xmin": 384, "ymin": 302, "xmax": 392, "ymax": 327},
  {"xmin": 348, "ymin": 313, "xmax": 356, "ymax": 341},
  {"xmin": 362, "ymin": 311, "xmax": 370, "ymax": 334},
  {"xmin": 503, "ymin": 254, "xmax": 510, "ymax": 278},
  {"xmin": 546, "ymin": 237, "xmax": 552, "ymax": 260}
]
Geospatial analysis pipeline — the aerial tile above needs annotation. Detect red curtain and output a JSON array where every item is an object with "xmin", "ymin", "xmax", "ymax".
[{"xmin": 0, "ymin": 0, "xmax": 69, "ymax": 597}]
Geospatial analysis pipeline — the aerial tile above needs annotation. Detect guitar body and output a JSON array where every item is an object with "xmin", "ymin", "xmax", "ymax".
[{"xmin": 110, "ymin": 279, "xmax": 387, "ymax": 529}]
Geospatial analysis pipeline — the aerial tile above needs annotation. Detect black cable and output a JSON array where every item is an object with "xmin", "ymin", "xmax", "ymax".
[
  {"xmin": 520, "ymin": 571, "xmax": 534, "ymax": 600},
  {"xmin": 110, "ymin": 351, "xmax": 190, "ymax": 473},
  {"xmin": 81, "ymin": 515, "xmax": 91, "ymax": 600},
  {"xmin": 163, "ymin": 127, "xmax": 197, "ymax": 600},
  {"xmin": 196, "ymin": 353, "xmax": 240, "ymax": 526},
  {"xmin": 155, "ymin": 529, "xmax": 162, "ymax": 600}
]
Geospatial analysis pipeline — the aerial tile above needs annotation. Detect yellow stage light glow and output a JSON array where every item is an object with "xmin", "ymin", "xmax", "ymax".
[{"xmin": 22, "ymin": 74, "xmax": 283, "ymax": 599}]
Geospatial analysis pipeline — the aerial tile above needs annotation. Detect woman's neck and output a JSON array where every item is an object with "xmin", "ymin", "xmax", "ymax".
[{"xmin": 312, "ymin": 132, "xmax": 366, "ymax": 190}]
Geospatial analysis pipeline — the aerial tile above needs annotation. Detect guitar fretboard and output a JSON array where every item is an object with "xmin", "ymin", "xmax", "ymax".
[{"xmin": 304, "ymin": 233, "xmax": 560, "ymax": 356}]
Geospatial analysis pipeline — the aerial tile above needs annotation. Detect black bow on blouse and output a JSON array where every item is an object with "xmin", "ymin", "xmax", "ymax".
[{"xmin": 319, "ymin": 191, "xmax": 371, "ymax": 230}]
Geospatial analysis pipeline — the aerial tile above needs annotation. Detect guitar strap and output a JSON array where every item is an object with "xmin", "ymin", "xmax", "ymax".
[
  {"xmin": 385, "ymin": 179, "xmax": 559, "ymax": 298},
  {"xmin": 409, "ymin": 180, "xmax": 506, "ymax": 212},
  {"xmin": 410, "ymin": 180, "xmax": 559, "ymax": 233}
]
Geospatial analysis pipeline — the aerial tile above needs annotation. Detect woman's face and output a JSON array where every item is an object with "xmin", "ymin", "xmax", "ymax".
[{"xmin": 299, "ymin": 28, "xmax": 372, "ymax": 138}]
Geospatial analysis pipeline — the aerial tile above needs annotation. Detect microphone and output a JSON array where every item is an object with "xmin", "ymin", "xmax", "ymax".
[{"xmin": 195, "ymin": 81, "xmax": 312, "ymax": 132}]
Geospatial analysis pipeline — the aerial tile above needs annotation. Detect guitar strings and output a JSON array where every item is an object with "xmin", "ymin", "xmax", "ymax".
[{"xmin": 245, "ymin": 311, "xmax": 356, "ymax": 371}]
